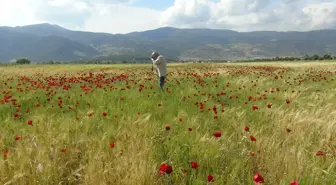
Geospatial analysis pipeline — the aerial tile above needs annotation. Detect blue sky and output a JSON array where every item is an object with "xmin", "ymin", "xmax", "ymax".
[
  {"xmin": 131, "ymin": 0, "xmax": 174, "ymax": 10},
  {"xmin": 0, "ymin": 0, "xmax": 335, "ymax": 34}
]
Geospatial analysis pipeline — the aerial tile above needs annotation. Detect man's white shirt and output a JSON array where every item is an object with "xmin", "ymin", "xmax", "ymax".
[{"xmin": 152, "ymin": 55, "xmax": 167, "ymax": 77}]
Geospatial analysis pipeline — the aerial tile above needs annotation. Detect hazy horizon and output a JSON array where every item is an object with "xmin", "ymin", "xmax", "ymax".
[{"xmin": 2, "ymin": 22, "xmax": 336, "ymax": 35}]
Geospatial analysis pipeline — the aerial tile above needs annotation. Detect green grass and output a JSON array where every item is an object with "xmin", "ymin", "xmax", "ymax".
[{"xmin": 0, "ymin": 62, "xmax": 336, "ymax": 185}]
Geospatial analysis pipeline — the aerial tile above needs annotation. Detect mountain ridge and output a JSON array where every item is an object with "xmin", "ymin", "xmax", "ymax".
[{"xmin": 1, "ymin": 23, "xmax": 336, "ymax": 62}]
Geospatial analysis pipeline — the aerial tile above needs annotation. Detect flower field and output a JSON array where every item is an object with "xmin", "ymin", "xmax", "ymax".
[{"xmin": 0, "ymin": 62, "xmax": 336, "ymax": 185}]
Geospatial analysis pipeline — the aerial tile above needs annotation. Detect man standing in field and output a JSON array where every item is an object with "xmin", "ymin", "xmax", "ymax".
[{"xmin": 151, "ymin": 51, "xmax": 167, "ymax": 89}]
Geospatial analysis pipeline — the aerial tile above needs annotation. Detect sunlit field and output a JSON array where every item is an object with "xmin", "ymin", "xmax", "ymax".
[{"xmin": 1, "ymin": 62, "xmax": 336, "ymax": 185}]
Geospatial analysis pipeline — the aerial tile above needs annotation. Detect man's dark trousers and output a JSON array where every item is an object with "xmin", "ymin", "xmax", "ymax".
[{"xmin": 159, "ymin": 76, "xmax": 165, "ymax": 89}]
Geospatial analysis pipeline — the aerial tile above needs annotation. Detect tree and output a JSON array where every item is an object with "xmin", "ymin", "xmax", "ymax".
[
  {"xmin": 16, "ymin": 58, "xmax": 31, "ymax": 64},
  {"xmin": 303, "ymin": 55, "xmax": 310, "ymax": 60},
  {"xmin": 323, "ymin": 54, "xmax": 332, "ymax": 60},
  {"xmin": 312, "ymin": 54, "xmax": 320, "ymax": 60}
]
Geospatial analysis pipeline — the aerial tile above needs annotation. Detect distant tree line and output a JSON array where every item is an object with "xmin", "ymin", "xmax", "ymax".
[
  {"xmin": 6, "ymin": 54, "xmax": 336, "ymax": 65},
  {"xmin": 16, "ymin": 58, "xmax": 31, "ymax": 64},
  {"xmin": 41, "ymin": 54, "xmax": 336, "ymax": 64},
  {"xmin": 45, "ymin": 60, "xmax": 61, "ymax": 64},
  {"xmin": 303, "ymin": 54, "xmax": 335, "ymax": 60},
  {"xmin": 239, "ymin": 54, "xmax": 336, "ymax": 62}
]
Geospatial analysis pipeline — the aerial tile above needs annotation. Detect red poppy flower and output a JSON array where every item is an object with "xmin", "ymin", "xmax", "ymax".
[
  {"xmin": 250, "ymin": 136, "xmax": 257, "ymax": 142},
  {"xmin": 159, "ymin": 163, "xmax": 173, "ymax": 175},
  {"xmin": 190, "ymin": 161, "xmax": 199, "ymax": 169},
  {"xmin": 102, "ymin": 112, "xmax": 107, "ymax": 117},
  {"xmin": 4, "ymin": 150, "xmax": 8, "ymax": 158},
  {"xmin": 244, "ymin": 126, "xmax": 250, "ymax": 132},
  {"xmin": 165, "ymin": 125, "xmax": 171, "ymax": 130},
  {"xmin": 188, "ymin": 128, "xmax": 192, "ymax": 131},
  {"xmin": 214, "ymin": 131, "xmax": 222, "ymax": 138},
  {"xmin": 290, "ymin": 180, "xmax": 299, "ymax": 185},
  {"xmin": 15, "ymin": 136, "xmax": 21, "ymax": 140},
  {"xmin": 315, "ymin": 151, "xmax": 324, "ymax": 156},
  {"xmin": 207, "ymin": 175, "xmax": 214, "ymax": 183},
  {"xmin": 27, "ymin": 120, "xmax": 33, "ymax": 125},
  {"xmin": 61, "ymin": 148, "xmax": 66, "ymax": 153},
  {"xmin": 267, "ymin": 104, "xmax": 272, "ymax": 108},
  {"xmin": 109, "ymin": 142, "xmax": 115, "ymax": 148},
  {"xmin": 253, "ymin": 173, "xmax": 265, "ymax": 184},
  {"xmin": 252, "ymin": 106, "xmax": 259, "ymax": 110},
  {"xmin": 14, "ymin": 113, "xmax": 20, "ymax": 118}
]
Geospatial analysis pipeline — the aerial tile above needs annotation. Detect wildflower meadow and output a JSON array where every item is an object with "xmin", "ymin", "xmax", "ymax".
[{"xmin": 0, "ymin": 62, "xmax": 335, "ymax": 185}]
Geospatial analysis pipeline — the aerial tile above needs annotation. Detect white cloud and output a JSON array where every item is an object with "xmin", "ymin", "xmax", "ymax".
[
  {"xmin": 47, "ymin": 0, "xmax": 90, "ymax": 13},
  {"xmin": 0, "ymin": 0, "xmax": 335, "ymax": 33},
  {"xmin": 159, "ymin": 0, "xmax": 213, "ymax": 28},
  {"xmin": 0, "ymin": 0, "xmax": 44, "ymax": 26},
  {"xmin": 48, "ymin": 0, "xmax": 75, "ymax": 6},
  {"xmin": 0, "ymin": 0, "xmax": 159, "ymax": 33},
  {"xmin": 159, "ymin": 0, "xmax": 336, "ymax": 31},
  {"xmin": 82, "ymin": 4, "xmax": 161, "ymax": 33},
  {"xmin": 302, "ymin": 2, "xmax": 336, "ymax": 30}
]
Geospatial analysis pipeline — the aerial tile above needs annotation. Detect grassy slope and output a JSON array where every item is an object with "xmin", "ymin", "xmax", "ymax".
[{"xmin": 0, "ymin": 62, "xmax": 336, "ymax": 185}]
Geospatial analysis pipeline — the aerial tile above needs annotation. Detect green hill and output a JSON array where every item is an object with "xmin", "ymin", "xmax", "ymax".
[{"xmin": 1, "ymin": 23, "xmax": 336, "ymax": 62}]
